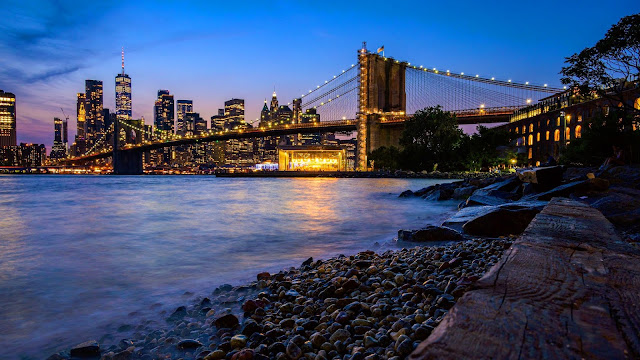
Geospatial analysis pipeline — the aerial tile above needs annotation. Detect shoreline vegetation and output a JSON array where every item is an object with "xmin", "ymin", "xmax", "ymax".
[{"xmin": 47, "ymin": 166, "xmax": 640, "ymax": 360}]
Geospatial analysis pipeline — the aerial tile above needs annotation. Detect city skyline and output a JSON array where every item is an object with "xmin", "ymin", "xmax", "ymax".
[{"xmin": 1, "ymin": 1, "xmax": 639, "ymax": 147}]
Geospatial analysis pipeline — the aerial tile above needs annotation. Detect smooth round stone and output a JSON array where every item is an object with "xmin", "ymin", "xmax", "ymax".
[{"xmin": 230, "ymin": 334, "xmax": 247, "ymax": 349}]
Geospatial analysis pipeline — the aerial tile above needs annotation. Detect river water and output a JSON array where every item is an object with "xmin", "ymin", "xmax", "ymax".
[{"xmin": 0, "ymin": 175, "xmax": 459, "ymax": 359}]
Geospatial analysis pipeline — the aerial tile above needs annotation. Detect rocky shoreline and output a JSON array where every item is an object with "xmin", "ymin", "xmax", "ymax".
[
  {"xmin": 48, "ymin": 166, "xmax": 640, "ymax": 360},
  {"xmin": 50, "ymin": 237, "xmax": 514, "ymax": 360}
]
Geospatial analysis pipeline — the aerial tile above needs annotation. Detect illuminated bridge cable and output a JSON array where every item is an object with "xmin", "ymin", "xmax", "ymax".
[
  {"xmin": 300, "ymin": 76, "xmax": 358, "ymax": 108},
  {"xmin": 300, "ymin": 65, "xmax": 357, "ymax": 99}
]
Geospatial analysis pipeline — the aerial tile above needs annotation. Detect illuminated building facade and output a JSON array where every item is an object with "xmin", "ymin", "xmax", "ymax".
[
  {"xmin": 50, "ymin": 117, "xmax": 68, "ymax": 159},
  {"xmin": 278, "ymin": 145, "xmax": 346, "ymax": 171},
  {"xmin": 115, "ymin": 49, "xmax": 132, "ymax": 121},
  {"xmin": 0, "ymin": 143, "xmax": 46, "ymax": 167},
  {"xmin": 154, "ymin": 90, "xmax": 175, "ymax": 133},
  {"xmin": 76, "ymin": 93, "xmax": 86, "ymax": 139},
  {"xmin": 176, "ymin": 100, "xmax": 193, "ymax": 135},
  {"xmin": 0, "ymin": 90, "xmax": 16, "ymax": 147},
  {"xmin": 85, "ymin": 80, "xmax": 104, "ymax": 146},
  {"xmin": 300, "ymin": 108, "xmax": 322, "ymax": 145},
  {"xmin": 221, "ymin": 99, "xmax": 254, "ymax": 166},
  {"xmin": 257, "ymin": 91, "xmax": 296, "ymax": 163},
  {"xmin": 503, "ymin": 86, "xmax": 640, "ymax": 165}
]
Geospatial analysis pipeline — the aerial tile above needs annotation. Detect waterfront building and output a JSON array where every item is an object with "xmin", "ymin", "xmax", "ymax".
[
  {"xmin": 154, "ymin": 90, "xmax": 175, "ymax": 133},
  {"xmin": 85, "ymin": 80, "xmax": 104, "ymax": 146},
  {"xmin": 502, "ymin": 85, "xmax": 640, "ymax": 165},
  {"xmin": 257, "ymin": 91, "xmax": 297, "ymax": 163},
  {"xmin": 0, "ymin": 90, "xmax": 16, "ymax": 147},
  {"xmin": 176, "ymin": 100, "xmax": 193, "ymax": 135},
  {"xmin": 278, "ymin": 145, "xmax": 347, "ymax": 171},
  {"xmin": 50, "ymin": 117, "xmax": 68, "ymax": 160},
  {"xmin": 115, "ymin": 49, "xmax": 132, "ymax": 121}
]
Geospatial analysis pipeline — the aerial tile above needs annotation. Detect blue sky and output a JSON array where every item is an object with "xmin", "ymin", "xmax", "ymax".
[{"xmin": 1, "ymin": 0, "xmax": 638, "ymax": 146}]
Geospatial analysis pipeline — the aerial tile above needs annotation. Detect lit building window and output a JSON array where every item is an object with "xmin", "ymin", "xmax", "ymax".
[
  {"xmin": 575, "ymin": 125, "xmax": 582, "ymax": 139},
  {"xmin": 578, "ymin": 115, "xmax": 582, "ymax": 122},
  {"xmin": 528, "ymin": 147, "xmax": 532, "ymax": 159},
  {"xmin": 556, "ymin": 117, "xmax": 560, "ymax": 126},
  {"xmin": 554, "ymin": 129, "xmax": 560, "ymax": 141},
  {"xmin": 528, "ymin": 134, "xmax": 533, "ymax": 146},
  {"xmin": 536, "ymin": 132, "xmax": 540, "ymax": 142},
  {"xmin": 515, "ymin": 127, "xmax": 519, "ymax": 134},
  {"xmin": 546, "ymin": 131, "xmax": 550, "ymax": 140},
  {"xmin": 522, "ymin": 126, "xmax": 526, "ymax": 133},
  {"xmin": 529, "ymin": 124, "xmax": 534, "ymax": 132},
  {"xmin": 565, "ymin": 127, "xmax": 571, "ymax": 141}
]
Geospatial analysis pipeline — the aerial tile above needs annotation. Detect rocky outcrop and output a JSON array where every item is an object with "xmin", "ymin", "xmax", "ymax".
[
  {"xmin": 461, "ymin": 207, "xmax": 540, "ymax": 237},
  {"xmin": 398, "ymin": 226, "xmax": 464, "ymax": 242},
  {"xmin": 69, "ymin": 340, "xmax": 100, "ymax": 358}
]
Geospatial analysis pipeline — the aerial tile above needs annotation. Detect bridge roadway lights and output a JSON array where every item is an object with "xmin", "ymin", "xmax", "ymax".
[{"xmin": 112, "ymin": 149, "xmax": 143, "ymax": 175}]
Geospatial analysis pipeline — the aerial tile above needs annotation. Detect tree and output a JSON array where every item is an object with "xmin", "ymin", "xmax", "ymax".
[
  {"xmin": 459, "ymin": 126, "xmax": 514, "ymax": 171},
  {"xmin": 561, "ymin": 13, "xmax": 640, "ymax": 117},
  {"xmin": 399, "ymin": 106, "xmax": 464, "ymax": 171},
  {"xmin": 368, "ymin": 146, "xmax": 401, "ymax": 170}
]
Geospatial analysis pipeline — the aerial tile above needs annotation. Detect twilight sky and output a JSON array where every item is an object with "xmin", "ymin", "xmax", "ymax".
[{"xmin": 1, "ymin": 1, "xmax": 638, "ymax": 147}]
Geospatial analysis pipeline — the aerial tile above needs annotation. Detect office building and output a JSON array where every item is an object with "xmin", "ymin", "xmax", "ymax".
[
  {"xmin": 50, "ymin": 117, "xmax": 68, "ymax": 159},
  {"xmin": 0, "ymin": 90, "xmax": 16, "ymax": 147},
  {"xmin": 85, "ymin": 80, "xmax": 104, "ymax": 145},
  {"xmin": 176, "ymin": 100, "xmax": 193, "ymax": 135},
  {"xmin": 154, "ymin": 90, "xmax": 174, "ymax": 133}
]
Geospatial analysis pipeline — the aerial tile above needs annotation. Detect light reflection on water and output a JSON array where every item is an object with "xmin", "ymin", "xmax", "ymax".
[{"xmin": 0, "ymin": 175, "xmax": 459, "ymax": 359}]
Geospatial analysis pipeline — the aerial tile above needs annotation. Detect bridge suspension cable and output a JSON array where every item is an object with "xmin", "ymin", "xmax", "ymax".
[{"xmin": 81, "ymin": 122, "xmax": 115, "ymax": 157}]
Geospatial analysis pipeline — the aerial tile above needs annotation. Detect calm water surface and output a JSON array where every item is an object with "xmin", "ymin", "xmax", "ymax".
[{"xmin": 0, "ymin": 175, "xmax": 459, "ymax": 359}]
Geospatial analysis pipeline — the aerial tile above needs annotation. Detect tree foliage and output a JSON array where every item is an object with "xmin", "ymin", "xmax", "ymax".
[
  {"xmin": 560, "ymin": 109, "xmax": 640, "ymax": 166},
  {"xmin": 368, "ymin": 107, "xmax": 515, "ymax": 172},
  {"xmin": 399, "ymin": 106, "xmax": 464, "ymax": 171},
  {"xmin": 561, "ymin": 13, "xmax": 640, "ymax": 116}
]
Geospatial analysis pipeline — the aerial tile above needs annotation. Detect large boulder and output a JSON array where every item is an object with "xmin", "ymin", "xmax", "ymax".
[
  {"xmin": 600, "ymin": 166, "xmax": 640, "ymax": 188},
  {"xmin": 591, "ymin": 187, "xmax": 640, "ymax": 229},
  {"xmin": 69, "ymin": 340, "xmax": 100, "ymax": 358},
  {"xmin": 398, "ymin": 226, "xmax": 463, "ymax": 242},
  {"xmin": 517, "ymin": 166, "xmax": 564, "ymax": 188},
  {"xmin": 523, "ymin": 180, "xmax": 589, "ymax": 201},
  {"xmin": 452, "ymin": 185, "xmax": 477, "ymax": 200},
  {"xmin": 461, "ymin": 207, "xmax": 540, "ymax": 237}
]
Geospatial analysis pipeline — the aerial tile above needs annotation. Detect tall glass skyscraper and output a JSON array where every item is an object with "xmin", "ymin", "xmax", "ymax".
[
  {"xmin": 85, "ymin": 80, "xmax": 104, "ymax": 145},
  {"xmin": 50, "ymin": 117, "xmax": 68, "ymax": 159},
  {"xmin": 115, "ymin": 48, "xmax": 132, "ymax": 121},
  {"xmin": 154, "ymin": 90, "xmax": 174, "ymax": 133},
  {"xmin": 176, "ymin": 100, "xmax": 193, "ymax": 135},
  {"xmin": 0, "ymin": 90, "xmax": 16, "ymax": 147}
]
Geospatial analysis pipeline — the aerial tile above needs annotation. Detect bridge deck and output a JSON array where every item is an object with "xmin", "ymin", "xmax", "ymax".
[{"xmin": 410, "ymin": 198, "xmax": 640, "ymax": 359}]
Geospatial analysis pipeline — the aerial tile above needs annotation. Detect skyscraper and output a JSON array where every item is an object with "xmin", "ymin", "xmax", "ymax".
[
  {"xmin": 50, "ymin": 117, "xmax": 68, "ymax": 159},
  {"xmin": 176, "ymin": 100, "xmax": 193, "ymax": 135},
  {"xmin": 85, "ymin": 80, "xmax": 104, "ymax": 144},
  {"xmin": 154, "ymin": 90, "xmax": 174, "ymax": 133},
  {"xmin": 115, "ymin": 48, "xmax": 132, "ymax": 121},
  {"xmin": 0, "ymin": 90, "xmax": 16, "ymax": 147},
  {"xmin": 76, "ymin": 93, "xmax": 86, "ymax": 139}
]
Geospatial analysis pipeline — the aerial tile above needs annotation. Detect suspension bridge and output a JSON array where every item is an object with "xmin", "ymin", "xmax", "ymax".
[{"xmin": 62, "ymin": 43, "xmax": 563, "ymax": 174}]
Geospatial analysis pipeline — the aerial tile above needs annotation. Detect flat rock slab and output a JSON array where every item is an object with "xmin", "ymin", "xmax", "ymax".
[{"xmin": 411, "ymin": 198, "xmax": 640, "ymax": 359}]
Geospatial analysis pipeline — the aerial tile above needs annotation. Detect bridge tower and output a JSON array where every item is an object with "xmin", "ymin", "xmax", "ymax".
[
  {"xmin": 112, "ymin": 118, "xmax": 143, "ymax": 175},
  {"xmin": 357, "ymin": 43, "xmax": 407, "ymax": 170}
]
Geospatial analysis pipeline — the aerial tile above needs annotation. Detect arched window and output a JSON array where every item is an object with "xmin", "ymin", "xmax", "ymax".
[
  {"xmin": 528, "ymin": 148, "xmax": 532, "ymax": 159},
  {"xmin": 566, "ymin": 115, "xmax": 571, "ymax": 124},
  {"xmin": 575, "ymin": 125, "xmax": 582, "ymax": 139},
  {"xmin": 546, "ymin": 131, "xmax": 550, "ymax": 140},
  {"xmin": 536, "ymin": 132, "xmax": 540, "ymax": 142},
  {"xmin": 565, "ymin": 127, "xmax": 571, "ymax": 141},
  {"xmin": 546, "ymin": 119, "xmax": 550, "ymax": 126},
  {"xmin": 635, "ymin": 97, "xmax": 640, "ymax": 111},
  {"xmin": 522, "ymin": 136, "xmax": 526, "ymax": 146},
  {"xmin": 557, "ymin": 117, "xmax": 561, "ymax": 126},
  {"xmin": 528, "ymin": 134, "xmax": 534, "ymax": 146},
  {"xmin": 522, "ymin": 126, "xmax": 526, "ymax": 133},
  {"xmin": 529, "ymin": 124, "xmax": 534, "ymax": 133},
  {"xmin": 578, "ymin": 115, "xmax": 582, "ymax": 122},
  {"xmin": 515, "ymin": 127, "xmax": 519, "ymax": 134},
  {"xmin": 554, "ymin": 129, "xmax": 560, "ymax": 141}
]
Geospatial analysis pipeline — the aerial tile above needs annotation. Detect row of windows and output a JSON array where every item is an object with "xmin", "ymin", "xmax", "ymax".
[{"xmin": 519, "ymin": 126, "xmax": 582, "ymax": 146}]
